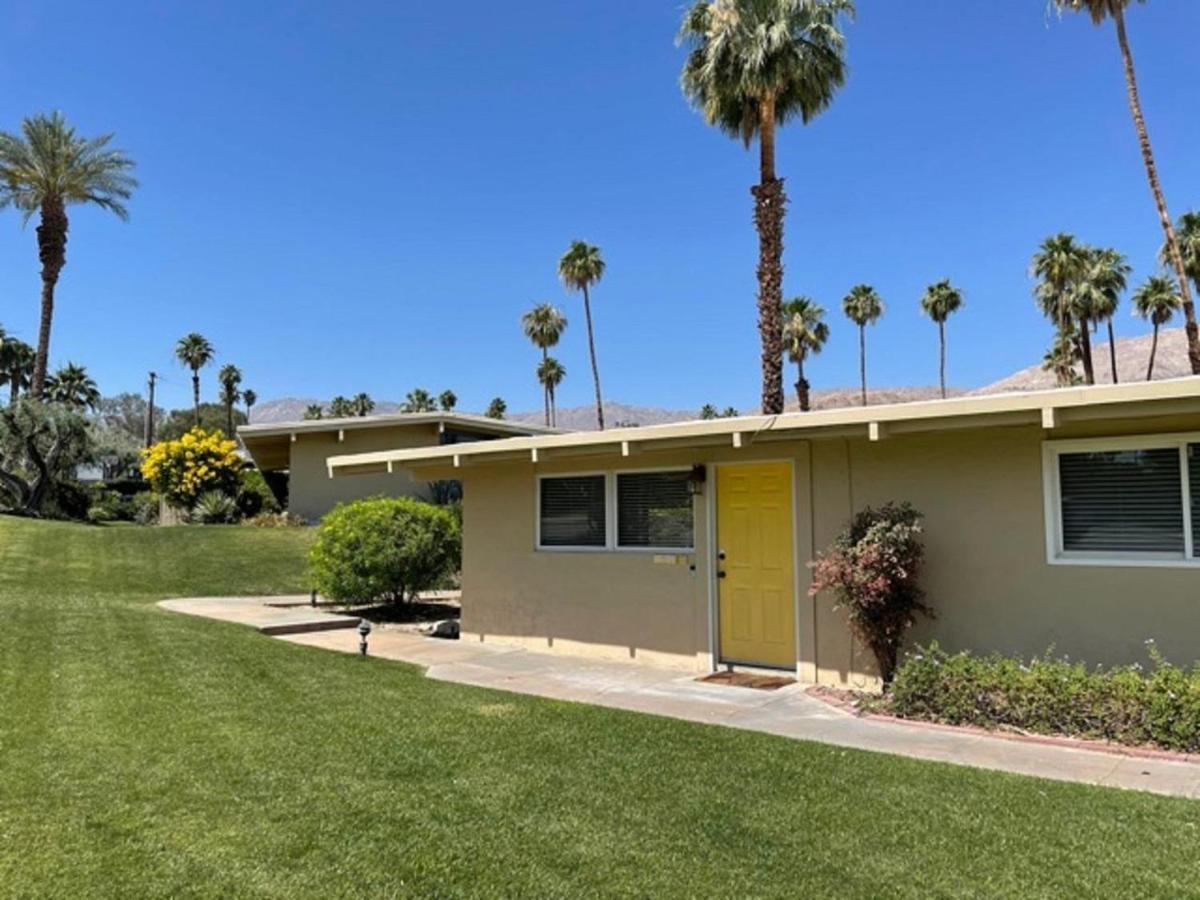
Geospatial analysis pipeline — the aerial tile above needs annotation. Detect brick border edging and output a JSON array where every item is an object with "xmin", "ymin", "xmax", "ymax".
[{"xmin": 805, "ymin": 685, "xmax": 1200, "ymax": 765}]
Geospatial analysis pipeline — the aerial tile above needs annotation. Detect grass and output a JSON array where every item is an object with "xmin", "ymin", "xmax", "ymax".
[{"xmin": 1, "ymin": 516, "xmax": 1198, "ymax": 898}]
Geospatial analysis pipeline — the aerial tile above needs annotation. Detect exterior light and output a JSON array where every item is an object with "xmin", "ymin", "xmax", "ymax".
[
  {"xmin": 310, "ymin": 589, "xmax": 317, "ymax": 608},
  {"xmin": 358, "ymin": 619, "xmax": 372, "ymax": 656},
  {"xmin": 687, "ymin": 464, "xmax": 707, "ymax": 497}
]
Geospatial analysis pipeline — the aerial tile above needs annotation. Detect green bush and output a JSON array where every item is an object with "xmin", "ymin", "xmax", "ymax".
[
  {"xmin": 308, "ymin": 496, "xmax": 460, "ymax": 604},
  {"xmin": 131, "ymin": 491, "xmax": 160, "ymax": 525},
  {"xmin": 884, "ymin": 642, "xmax": 1200, "ymax": 753},
  {"xmin": 193, "ymin": 491, "xmax": 238, "ymax": 524},
  {"xmin": 236, "ymin": 468, "xmax": 280, "ymax": 518}
]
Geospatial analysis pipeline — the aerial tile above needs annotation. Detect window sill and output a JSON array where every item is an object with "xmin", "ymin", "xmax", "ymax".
[{"xmin": 1048, "ymin": 555, "xmax": 1200, "ymax": 570}]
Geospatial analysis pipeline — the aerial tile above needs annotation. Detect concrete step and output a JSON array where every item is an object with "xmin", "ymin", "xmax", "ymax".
[{"xmin": 258, "ymin": 614, "xmax": 362, "ymax": 636}]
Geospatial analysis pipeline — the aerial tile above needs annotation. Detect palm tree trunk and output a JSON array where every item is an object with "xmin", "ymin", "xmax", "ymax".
[
  {"xmin": 30, "ymin": 198, "xmax": 68, "ymax": 399},
  {"xmin": 1113, "ymin": 7, "xmax": 1200, "ymax": 375},
  {"xmin": 9, "ymin": 379, "xmax": 17, "ymax": 406},
  {"xmin": 192, "ymin": 373, "xmax": 201, "ymax": 427},
  {"xmin": 1147, "ymin": 323, "xmax": 1159, "ymax": 381},
  {"xmin": 938, "ymin": 320, "xmax": 947, "ymax": 399},
  {"xmin": 542, "ymin": 348, "xmax": 550, "ymax": 427},
  {"xmin": 226, "ymin": 402, "xmax": 234, "ymax": 437},
  {"xmin": 751, "ymin": 93, "xmax": 786, "ymax": 416},
  {"xmin": 582, "ymin": 284, "xmax": 604, "ymax": 430},
  {"xmin": 1107, "ymin": 320, "xmax": 1119, "ymax": 384},
  {"xmin": 859, "ymin": 324, "xmax": 867, "ymax": 406},
  {"xmin": 796, "ymin": 357, "xmax": 810, "ymax": 412},
  {"xmin": 1077, "ymin": 317, "xmax": 1095, "ymax": 385}
]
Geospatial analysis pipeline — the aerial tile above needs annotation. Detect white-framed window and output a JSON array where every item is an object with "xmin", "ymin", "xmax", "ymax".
[
  {"xmin": 536, "ymin": 469, "xmax": 696, "ymax": 552},
  {"xmin": 1042, "ymin": 433, "xmax": 1200, "ymax": 567}
]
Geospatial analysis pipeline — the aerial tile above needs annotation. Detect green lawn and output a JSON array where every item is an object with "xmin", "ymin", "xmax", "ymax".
[{"xmin": 1, "ymin": 517, "xmax": 1197, "ymax": 898}]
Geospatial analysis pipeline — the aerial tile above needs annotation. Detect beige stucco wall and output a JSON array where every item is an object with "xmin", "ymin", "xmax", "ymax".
[
  {"xmin": 289, "ymin": 425, "xmax": 440, "ymax": 522},
  {"xmin": 457, "ymin": 413, "xmax": 1200, "ymax": 686}
]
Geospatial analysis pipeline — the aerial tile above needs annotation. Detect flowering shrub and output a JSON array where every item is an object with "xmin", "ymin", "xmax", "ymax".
[
  {"xmin": 308, "ymin": 497, "xmax": 460, "ymax": 604},
  {"xmin": 884, "ymin": 642, "xmax": 1200, "ymax": 753},
  {"xmin": 140, "ymin": 428, "xmax": 242, "ymax": 509},
  {"xmin": 809, "ymin": 502, "xmax": 930, "ymax": 683}
]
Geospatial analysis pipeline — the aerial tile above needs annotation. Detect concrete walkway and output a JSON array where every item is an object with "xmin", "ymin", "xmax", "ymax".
[{"xmin": 160, "ymin": 595, "xmax": 1200, "ymax": 800}]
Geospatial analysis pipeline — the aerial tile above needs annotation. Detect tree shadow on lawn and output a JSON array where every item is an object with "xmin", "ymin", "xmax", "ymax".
[{"xmin": 336, "ymin": 598, "xmax": 460, "ymax": 625}]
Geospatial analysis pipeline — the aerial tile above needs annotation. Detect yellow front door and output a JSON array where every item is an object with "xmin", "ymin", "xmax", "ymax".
[{"xmin": 716, "ymin": 462, "xmax": 796, "ymax": 669}]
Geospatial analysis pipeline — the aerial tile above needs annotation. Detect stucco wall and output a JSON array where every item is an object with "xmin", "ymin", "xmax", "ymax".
[
  {"xmin": 289, "ymin": 425, "xmax": 439, "ymax": 522},
  {"xmin": 457, "ymin": 414, "xmax": 1200, "ymax": 685}
]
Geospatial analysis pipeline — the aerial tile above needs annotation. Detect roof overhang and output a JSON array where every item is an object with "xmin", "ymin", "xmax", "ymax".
[{"xmin": 326, "ymin": 378, "xmax": 1200, "ymax": 478}]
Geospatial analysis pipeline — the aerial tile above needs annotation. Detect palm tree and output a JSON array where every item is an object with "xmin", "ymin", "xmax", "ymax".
[
  {"xmin": 403, "ymin": 388, "xmax": 436, "ymax": 413},
  {"xmin": 781, "ymin": 297, "xmax": 829, "ymax": 411},
  {"xmin": 537, "ymin": 358, "xmax": 567, "ymax": 427},
  {"xmin": 303, "ymin": 403, "xmax": 324, "ymax": 420},
  {"xmin": 521, "ymin": 303, "xmax": 568, "ymax": 425},
  {"xmin": 721, "ymin": 406, "xmax": 740, "ymax": 418},
  {"xmin": 352, "ymin": 393, "xmax": 375, "ymax": 417},
  {"xmin": 174, "ymin": 333, "xmax": 215, "ymax": 426},
  {"xmin": 1075, "ymin": 247, "xmax": 1130, "ymax": 384},
  {"xmin": 918, "ymin": 280, "xmax": 964, "ymax": 398},
  {"xmin": 1053, "ymin": 1, "xmax": 1199, "ymax": 374},
  {"xmin": 558, "ymin": 241, "xmax": 606, "ymax": 430},
  {"xmin": 1163, "ymin": 211, "xmax": 1200, "ymax": 301},
  {"xmin": 842, "ymin": 284, "xmax": 883, "ymax": 406},
  {"xmin": 1033, "ymin": 234, "xmax": 1090, "ymax": 384},
  {"xmin": 1042, "ymin": 333, "xmax": 1083, "ymax": 386},
  {"xmin": 699, "ymin": 403, "xmax": 719, "ymax": 419},
  {"xmin": 242, "ymin": 389, "xmax": 257, "ymax": 423},
  {"xmin": 679, "ymin": 0, "xmax": 853, "ymax": 415},
  {"xmin": 1133, "ymin": 275, "xmax": 1182, "ymax": 381},
  {"xmin": 0, "ymin": 338, "xmax": 35, "ymax": 405},
  {"xmin": 44, "ymin": 362, "xmax": 99, "ymax": 410},
  {"xmin": 438, "ymin": 389, "xmax": 457, "ymax": 412},
  {"xmin": 327, "ymin": 396, "xmax": 355, "ymax": 418},
  {"xmin": 217, "ymin": 364, "xmax": 243, "ymax": 436},
  {"xmin": 485, "ymin": 397, "xmax": 507, "ymax": 420},
  {"xmin": 0, "ymin": 113, "xmax": 137, "ymax": 398}
]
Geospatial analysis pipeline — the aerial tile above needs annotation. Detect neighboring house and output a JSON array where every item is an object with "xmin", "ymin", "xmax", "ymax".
[
  {"xmin": 238, "ymin": 413, "xmax": 554, "ymax": 522},
  {"xmin": 325, "ymin": 380, "xmax": 1200, "ymax": 688}
]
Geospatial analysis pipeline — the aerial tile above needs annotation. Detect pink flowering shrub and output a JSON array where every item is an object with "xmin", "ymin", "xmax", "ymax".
[{"xmin": 809, "ymin": 502, "xmax": 931, "ymax": 683}]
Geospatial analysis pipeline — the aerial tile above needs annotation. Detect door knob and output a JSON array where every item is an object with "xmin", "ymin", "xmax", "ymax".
[{"xmin": 717, "ymin": 571, "xmax": 727, "ymax": 579}]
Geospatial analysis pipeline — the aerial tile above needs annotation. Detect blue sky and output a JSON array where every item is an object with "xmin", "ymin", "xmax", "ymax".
[{"xmin": 1, "ymin": 1, "xmax": 1197, "ymax": 415}]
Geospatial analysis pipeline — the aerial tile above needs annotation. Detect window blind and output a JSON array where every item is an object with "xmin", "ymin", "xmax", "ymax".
[
  {"xmin": 1058, "ymin": 448, "xmax": 1184, "ymax": 554},
  {"xmin": 539, "ymin": 476, "xmax": 606, "ymax": 547},
  {"xmin": 617, "ymin": 471, "xmax": 693, "ymax": 549}
]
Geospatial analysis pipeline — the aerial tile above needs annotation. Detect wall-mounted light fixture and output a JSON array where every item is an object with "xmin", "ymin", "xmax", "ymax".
[{"xmin": 687, "ymin": 464, "xmax": 707, "ymax": 497}]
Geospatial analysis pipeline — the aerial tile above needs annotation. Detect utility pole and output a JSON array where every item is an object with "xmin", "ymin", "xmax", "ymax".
[{"xmin": 145, "ymin": 372, "xmax": 158, "ymax": 448}]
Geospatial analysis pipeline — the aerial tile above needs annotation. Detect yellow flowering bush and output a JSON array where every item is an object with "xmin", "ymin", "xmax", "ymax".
[{"xmin": 140, "ymin": 428, "xmax": 243, "ymax": 508}]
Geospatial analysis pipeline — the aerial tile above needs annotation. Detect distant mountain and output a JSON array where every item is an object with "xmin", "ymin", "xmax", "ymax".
[
  {"xmin": 978, "ymin": 326, "xmax": 1195, "ymax": 394},
  {"xmin": 248, "ymin": 397, "xmax": 402, "ymax": 424}
]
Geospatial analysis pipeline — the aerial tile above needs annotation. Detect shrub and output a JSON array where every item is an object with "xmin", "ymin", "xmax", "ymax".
[
  {"xmin": 242, "ymin": 511, "xmax": 307, "ymax": 528},
  {"xmin": 809, "ymin": 502, "xmax": 930, "ymax": 683},
  {"xmin": 131, "ymin": 491, "xmax": 160, "ymax": 525},
  {"xmin": 885, "ymin": 642, "xmax": 1200, "ymax": 753},
  {"xmin": 192, "ymin": 490, "xmax": 238, "ymax": 524},
  {"xmin": 140, "ymin": 428, "xmax": 242, "ymax": 509},
  {"xmin": 236, "ymin": 467, "xmax": 280, "ymax": 518},
  {"xmin": 86, "ymin": 486, "xmax": 128, "ymax": 523},
  {"xmin": 308, "ymin": 496, "xmax": 460, "ymax": 604}
]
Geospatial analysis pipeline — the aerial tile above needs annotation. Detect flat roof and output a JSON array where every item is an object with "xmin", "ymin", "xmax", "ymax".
[
  {"xmin": 239, "ymin": 412, "xmax": 558, "ymax": 471},
  {"xmin": 327, "ymin": 377, "xmax": 1200, "ymax": 477}
]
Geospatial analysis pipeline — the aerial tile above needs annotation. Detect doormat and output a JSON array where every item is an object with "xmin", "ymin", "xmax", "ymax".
[{"xmin": 699, "ymin": 671, "xmax": 796, "ymax": 691}]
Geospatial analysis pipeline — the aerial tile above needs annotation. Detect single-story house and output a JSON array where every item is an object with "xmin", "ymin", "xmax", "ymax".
[
  {"xmin": 325, "ymin": 379, "xmax": 1200, "ymax": 688},
  {"xmin": 238, "ymin": 413, "xmax": 554, "ymax": 521}
]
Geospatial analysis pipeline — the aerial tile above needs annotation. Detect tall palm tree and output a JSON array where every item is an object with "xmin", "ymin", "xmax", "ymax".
[
  {"xmin": 328, "ymin": 397, "xmax": 355, "ymax": 418},
  {"xmin": 918, "ymin": 280, "xmax": 964, "ymax": 398},
  {"xmin": 438, "ymin": 389, "xmax": 457, "ymax": 412},
  {"xmin": 1133, "ymin": 275, "xmax": 1182, "ymax": 381},
  {"xmin": 0, "ymin": 113, "xmax": 137, "ymax": 398},
  {"xmin": 1075, "ymin": 247, "xmax": 1130, "ymax": 384},
  {"xmin": 699, "ymin": 403, "xmax": 719, "ymax": 419},
  {"xmin": 174, "ymin": 333, "xmax": 215, "ymax": 426},
  {"xmin": 1053, "ymin": 1, "xmax": 1199, "ymax": 374},
  {"xmin": 403, "ymin": 388, "xmax": 436, "ymax": 413},
  {"xmin": 1163, "ymin": 211, "xmax": 1200, "ymax": 301},
  {"xmin": 1032, "ymin": 234, "xmax": 1090, "ymax": 384},
  {"xmin": 679, "ymin": 0, "xmax": 854, "ymax": 415},
  {"xmin": 842, "ymin": 284, "xmax": 883, "ymax": 406},
  {"xmin": 44, "ymin": 362, "xmax": 99, "ymax": 411},
  {"xmin": 352, "ymin": 393, "xmax": 375, "ymax": 417},
  {"xmin": 1042, "ymin": 333, "xmax": 1083, "ymax": 386},
  {"xmin": 781, "ymin": 297, "xmax": 829, "ymax": 411},
  {"xmin": 217, "ymin": 364, "xmax": 243, "ymax": 436},
  {"xmin": 557, "ymin": 241, "xmax": 606, "ymax": 430},
  {"xmin": 536, "ymin": 358, "xmax": 567, "ymax": 427},
  {"xmin": 1, "ymin": 338, "xmax": 35, "ymax": 405},
  {"xmin": 521, "ymin": 303, "xmax": 568, "ymax": 425},
  {"xmin": 303, "ymin": 403, "xmax": 323, "ymax": 420},
  {"xmin": 242, "ymin": 389, "xmax": 257, "ymax": 423}
]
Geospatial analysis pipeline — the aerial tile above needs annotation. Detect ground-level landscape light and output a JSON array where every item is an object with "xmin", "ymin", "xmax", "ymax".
[
  {"xmin": 358, "ymin": 619, "xmax": 372, "ymax": 656},
  {"xmin": 310, "ymin": 589, "xmax": 317, "ymax": 607}
]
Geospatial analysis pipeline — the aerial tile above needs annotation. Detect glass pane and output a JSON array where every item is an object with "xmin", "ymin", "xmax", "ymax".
[
  {"xmin": 539, "ymin": 476, "xmax": 606, "ymax": 547},
  {"xmin": 617, "ymin": 471, "xmax": 693, "ymax": 548},
  {"xmin": 1190, "ymin": 444, "xmax": 1200, "ymax": 557},
  {"xmin": 1059, "ymin": 448, "xmax": 1183, "ymax": 554}
]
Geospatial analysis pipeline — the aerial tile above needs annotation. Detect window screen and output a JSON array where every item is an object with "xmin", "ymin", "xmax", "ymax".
[
  {"xmin": 617, "ymin": 471, "xmax": 693, "ymax": 549},
  {"xmin": 1058, "ymin": 448, "xmax": 1184, "ymax": 554},
  {"xmin": 539, "ymin": 476, "xmax": 606, "ymax": 547}
]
